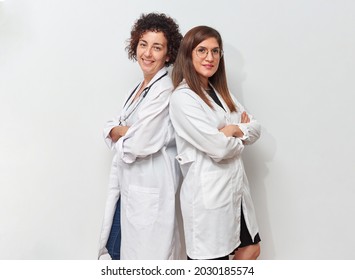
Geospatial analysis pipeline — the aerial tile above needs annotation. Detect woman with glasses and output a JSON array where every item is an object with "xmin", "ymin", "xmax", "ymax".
[
  {"xmin": 98, "ymin": 13, "xmax": 183, "ymax": 260},
  {"xmin": 170, "ymin": 26, "xmax": 261, "ymax": 260}
]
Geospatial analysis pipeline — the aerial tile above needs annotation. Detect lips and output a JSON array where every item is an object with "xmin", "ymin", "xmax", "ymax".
[
  {"xmin": 202, "ymin": 64, "xmax": 214, "ymax": 69},
  {"xmin": 142, "ymin": 58, "xmax": 155, "ymax": 65}
]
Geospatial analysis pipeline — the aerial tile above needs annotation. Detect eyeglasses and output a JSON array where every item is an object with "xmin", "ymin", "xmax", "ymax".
[{"xmin": 195, "ymin": 47, "xmax": 224, "ymax": 59}]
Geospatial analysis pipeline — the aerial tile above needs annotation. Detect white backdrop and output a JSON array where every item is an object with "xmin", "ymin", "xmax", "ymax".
[{"xmin": 1, "ymin": 0, "xmax": 355, "ymax": 260}]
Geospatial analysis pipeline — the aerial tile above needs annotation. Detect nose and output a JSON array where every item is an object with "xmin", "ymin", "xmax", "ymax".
[
  {"xmin": 205, "ymin": 51, "xmax": 214, "ymax": 61},
  {"xmin": 144, "ymin": 47, "xmax": 152, "ymax": 57}
]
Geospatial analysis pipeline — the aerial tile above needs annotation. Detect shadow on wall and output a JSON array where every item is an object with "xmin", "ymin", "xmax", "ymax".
[
  {"xmin": 243, "ymin": 128, "xmax": 277, "ymax": 259},
  {"xmin": 224, "ymin": 44, "xmax": 277, "ymax": 259}
]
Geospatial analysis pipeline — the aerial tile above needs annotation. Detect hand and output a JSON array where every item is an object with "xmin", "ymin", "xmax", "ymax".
[
  {"xmin": 241, "ymin": 111, "xmax": 250, "ymax": 123},
  {"xmin": 219, "ymin": 124, "xmax": 244, "ymax": 138},
  {"xmin": 109, "ymin": 126, "xmax": 130, "ymax": 142}
]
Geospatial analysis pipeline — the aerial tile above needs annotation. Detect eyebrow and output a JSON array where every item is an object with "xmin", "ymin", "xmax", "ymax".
[
  {"xmin": 139, "ymin": 39, "xmax": 165, "ymax": 47},
  {"xmin": 197, "ymin": 46, "xmax": 220, "ymax": 49}
]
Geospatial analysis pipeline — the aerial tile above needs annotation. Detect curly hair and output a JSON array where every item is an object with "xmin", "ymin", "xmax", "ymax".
[{"xmin": 126, "ymin": 13, "xmax": 182, "ymax": 67}]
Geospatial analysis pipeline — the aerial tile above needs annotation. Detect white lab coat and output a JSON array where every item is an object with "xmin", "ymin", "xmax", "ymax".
[
  {"xmin": 98, "ymin": 68, "xmax": 183, "ymax": 260},
  {"xmin": 169, "ymin": 80, "xmax": 261, "ymax": 259}
]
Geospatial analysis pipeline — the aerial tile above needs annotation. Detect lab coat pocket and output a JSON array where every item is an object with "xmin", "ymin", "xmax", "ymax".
[
  {"xmin": 201, "ymin": 171, "xmax": 232, "ymax": 209},
  {"xmin": 126, "ymin": 185, "xmax": 159, "ymax": 226}
]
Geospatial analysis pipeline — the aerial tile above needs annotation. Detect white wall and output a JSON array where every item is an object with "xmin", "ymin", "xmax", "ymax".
[{"xmin": 1, "ymin": 0, "xmax": 354, "ymax": 259}]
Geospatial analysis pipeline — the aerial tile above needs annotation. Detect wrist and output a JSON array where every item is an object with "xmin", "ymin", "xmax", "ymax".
[{"xmin": 233, "ymin": 125, "xmax": 244, "ymax": 138}]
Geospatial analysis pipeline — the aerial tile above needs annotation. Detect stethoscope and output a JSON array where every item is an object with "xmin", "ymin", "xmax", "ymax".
[{"xmin": 118, "ymin": 71, "xmax": 168, "ymax": 125}]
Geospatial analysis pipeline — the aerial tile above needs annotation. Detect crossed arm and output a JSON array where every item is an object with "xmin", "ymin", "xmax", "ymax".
[
  {"xmin": 109, "ymin": 126, "xmax": 130, "ymax": 143},
  {"xmin": 219, "ymin": 111, "xmax": 250, "ymax": 138}
]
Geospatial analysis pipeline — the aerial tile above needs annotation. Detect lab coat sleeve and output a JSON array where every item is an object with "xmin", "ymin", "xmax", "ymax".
[
  {"xmin": 170, "ymin": 91, "xmax": 244, "ymax": 162},
  {"xmin": 233, "ymin": 99, "xmax": 261, "ymax": 145},
  {"xmin": 103, "ymin": 116, "xmax": 120, "ymax": 150},
  {"xmin": 114, "ymin": 87, "xmax": 171, "ymax": 164}
]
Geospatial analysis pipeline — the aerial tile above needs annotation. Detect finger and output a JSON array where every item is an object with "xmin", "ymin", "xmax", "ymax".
[
  {"xmin": 242, "ymin": 112, "xmax": 250, "ymax": 123},
  {"xmin": 241, "ymin": 112, "xmax": 247, "ymax": 122}
]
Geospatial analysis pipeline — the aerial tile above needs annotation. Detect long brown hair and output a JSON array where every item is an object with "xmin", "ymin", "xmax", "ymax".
[{"xmin": 172, "ymin": 26, "xmax": 237, "ymax": 112}]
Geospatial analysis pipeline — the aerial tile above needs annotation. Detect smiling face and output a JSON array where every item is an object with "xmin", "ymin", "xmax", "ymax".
[
  {"xmin": 136, "ymin": 31, "xmax": 169, "ymax": 81},
  {"xmin": 192, "ymin": 37, "xmax": 221, "ymax": 88}
]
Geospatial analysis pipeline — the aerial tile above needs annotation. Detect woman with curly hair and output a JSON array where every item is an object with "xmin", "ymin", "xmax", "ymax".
[{"xmin": 98, "ymin": 13, "xmax": 183, "ymax": 260}]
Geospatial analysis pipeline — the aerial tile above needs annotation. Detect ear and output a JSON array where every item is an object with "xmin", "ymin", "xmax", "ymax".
[{"xmin": 165, "ymin": 56, "xmax": 170, "ymax": 62}]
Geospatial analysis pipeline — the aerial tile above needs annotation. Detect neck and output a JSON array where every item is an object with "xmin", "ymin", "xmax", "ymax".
[
  {"xmin": 143, "ymin": 68, "xmax": 164, "ymax": 86},
  {"xmin": 142, "ymin": 77, "xmax": 153, "ymax": 88},
  {"xmin": 200, "ymin": 77, "xmax": 209, "ymax": 90},
  {"xmin": 202, "ymin": 83, "xmax": 210, "ymax": 91}
]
